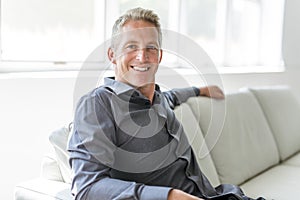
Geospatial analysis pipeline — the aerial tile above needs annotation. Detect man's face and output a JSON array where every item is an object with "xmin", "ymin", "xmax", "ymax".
[{"xmin": 109, "ymin": 20, "xmax": 162, "ymax": 88}]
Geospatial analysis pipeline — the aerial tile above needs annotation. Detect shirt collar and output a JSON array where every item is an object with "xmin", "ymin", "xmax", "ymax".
[
  {"xmin": 104, "ymin": 77, "xmax": 135, "ymax": 95},
  {"xmin": 104, "ymin": 77, "xmax": 161, "ymax": 95},
  {"xmin": 104, "ymin": 77, "xmax": 166, "ymax": 119}
]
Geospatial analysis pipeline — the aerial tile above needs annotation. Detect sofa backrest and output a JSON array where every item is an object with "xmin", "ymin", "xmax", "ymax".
[
  {"xmin": 48, "ymin": 102, "xmax": 222, "ymax": 187},
  {"xmin": 186, "ymin": 90, "xmax": 280, "ymax": 185},
  {"xmin": 174, "ymin": 103, "xmax": 220, "ymax": 187},
  {"xmin": 49, "ymin": 127, "xmax": 72, "ymax": 184},
  {"xmin": 48, "ymin": 87, "xmax": 299, "ymax": 188},
  {"xmin": 249, "ymin": 87, "xmax": 300, "ymax": 161}
]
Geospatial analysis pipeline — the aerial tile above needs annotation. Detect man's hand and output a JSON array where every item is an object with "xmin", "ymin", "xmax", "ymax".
[
  {"xmin": 199, "ymin": 86, "xmax": 224, "ymax": 99},
  {"xmin": 168, "ymin": 189, "xmax": 204, "ymax": 200}
]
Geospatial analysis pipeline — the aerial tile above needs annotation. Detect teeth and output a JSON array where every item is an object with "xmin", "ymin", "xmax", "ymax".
[{"xmin": 132, "ymin": 66, "xmax": 149, "ymax": 72}]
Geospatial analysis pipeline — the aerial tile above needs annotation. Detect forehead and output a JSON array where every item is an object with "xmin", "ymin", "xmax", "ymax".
[
  {"xmin": 122, "ymin": 20, "xmax": 156, "ymax": 31},
  {"xmin": 119, "ymin": 20, "xmax": 159, "ymax": 43}
]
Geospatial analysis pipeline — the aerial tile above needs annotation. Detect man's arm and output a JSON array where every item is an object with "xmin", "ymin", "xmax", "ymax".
[
  {"xmin": 168, "ymin": 189, "xmax": 204, "ymax": 200},
  {"xmin": 70, "ymin": 156, "xmax": 172, "ymax": 200},
  {"xmin": 163, "ymin": 85, "xmax": 224, "ymax": 109}
]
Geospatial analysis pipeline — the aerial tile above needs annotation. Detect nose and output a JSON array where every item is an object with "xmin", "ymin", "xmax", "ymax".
[{"xmin": 135, "ymin": 48, "xmax": 149, "ymax": 62}]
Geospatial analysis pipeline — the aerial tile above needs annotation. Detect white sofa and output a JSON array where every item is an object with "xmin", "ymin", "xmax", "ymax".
[{"xmin": 15, "ymin": 86, "xmax": 300, "ymax": 200}]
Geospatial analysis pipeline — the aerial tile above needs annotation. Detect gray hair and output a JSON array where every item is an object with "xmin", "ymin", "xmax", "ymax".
[{"xmin": 111, "ymin": 7, "xmax": 162, "ymax": 48}]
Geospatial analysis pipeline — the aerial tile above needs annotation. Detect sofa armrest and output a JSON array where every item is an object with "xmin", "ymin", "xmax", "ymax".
[
  {"xmin": 41, "ymin": 154, "xmax": 64, "ymax": 182},
  {"xmin": 14, "ymin": 178, "xmax": 72, "ymax": 200}
]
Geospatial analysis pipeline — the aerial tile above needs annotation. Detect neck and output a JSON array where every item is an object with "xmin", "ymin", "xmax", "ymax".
[{"xmin": 137, "ymin": 83, "xmax": 155, "ymax": 103}]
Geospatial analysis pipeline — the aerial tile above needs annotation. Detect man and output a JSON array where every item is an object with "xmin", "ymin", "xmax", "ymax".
[{"xmin": 68, "ymin": 7, "xmax": 263, "ymax": 200}]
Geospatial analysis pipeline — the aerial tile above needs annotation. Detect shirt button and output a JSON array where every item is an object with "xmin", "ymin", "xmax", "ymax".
[{"xmin": 132, "ymin": 91, "xmax": 139, "ymax": 96}]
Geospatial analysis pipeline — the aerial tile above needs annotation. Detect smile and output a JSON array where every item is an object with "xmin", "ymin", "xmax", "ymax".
[{"xmin": 131, "ymin": 66, "xmax": 150, "ymax": 72}]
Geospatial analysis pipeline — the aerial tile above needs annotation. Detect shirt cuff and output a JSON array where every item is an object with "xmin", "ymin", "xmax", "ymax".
[
  {"xmin": 192, "ymin": 86, "xmax": 200, "ymax": 96},
  {"xmin": 140, "ymin": 185, "xmax": 172, "ymax": 200},
  {"xmin": 172, "ymin": 87, "xmax": 199, "ymax": 104}
]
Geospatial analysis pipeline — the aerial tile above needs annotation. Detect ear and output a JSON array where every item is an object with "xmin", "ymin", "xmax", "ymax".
[
  {"xmin": 158, "ymin": 49, "xmax": 163, "ymax": 63},
  {"xmin": 107, "ymin": 47, "xmax": 116, "ymax": 64}
]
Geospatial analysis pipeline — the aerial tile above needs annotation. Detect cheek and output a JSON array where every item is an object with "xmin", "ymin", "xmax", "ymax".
[
  {"xmin": 121, "ymin": 53, "xmax": 136, "ymax": 66},
  {"xmin": 115, "ymin": 56, "xmax": 130, "ymax": 71},
  {"xmin": 149, "ymin": 58, "xmax": 160, "ymax": 66}
]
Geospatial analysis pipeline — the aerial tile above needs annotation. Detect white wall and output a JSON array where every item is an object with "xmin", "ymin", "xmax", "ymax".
[
  {"xmin": 0, "ymin": 77, "xmax": 75, "ymax": 199},
  {"xmin": 1, "ymin": 0, "xmax": 300, "ymax": 199}
]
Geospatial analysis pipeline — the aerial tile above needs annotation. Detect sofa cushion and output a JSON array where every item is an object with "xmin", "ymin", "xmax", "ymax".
[
  {"xmin": 49, "ymin": 127, "xmax": 72, "ymax": 184},
  {"xmin": 249, "ymin": 87, "xmax": 300, "ymax": 161},
  {"xmin": 240, "ymin": 165, "xmax": 300, "ymax": 200},
  {"xmin": 187, "ymin": 91, "xmax": 280, "ymax": 185},
  {"xmin": 174, "ymin": 103, "xmax": 220, "ymax": 187},
  {"xmin": 41, "ymin": 154, "xmax": 64, "ymax": 182},
  {"xmin": 15, "ymin": 178, "xmax": 72, "ymax": 200},
  {"xmin": 283, "ymin": 152, "xmax": 300, "ymax": 166}
]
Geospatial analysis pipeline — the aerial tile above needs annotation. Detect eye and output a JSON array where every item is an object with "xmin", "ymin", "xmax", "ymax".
[
  {"xmin": 146, "ymin": 45, "xmax": 159, "ymax": 54},
  {"xmin": 146, "ymin": 45, "xmax": 158, "ymax": 50},
  {"xmin": 126, "ymin": 44, "xmax": 138, "ymax": 50}
]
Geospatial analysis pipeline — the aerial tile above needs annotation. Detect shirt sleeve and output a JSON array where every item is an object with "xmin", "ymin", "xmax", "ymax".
[
  {"xmin": 70, "ymin": 157, "xmax": 171, "ymax": 200},
  {"xmin": 68, "ymin": 90, "xmax": 172, "ymax": 200},
  {"xmin": 163, "ymin": 87, "xmax": 200, "ymax": 109}
]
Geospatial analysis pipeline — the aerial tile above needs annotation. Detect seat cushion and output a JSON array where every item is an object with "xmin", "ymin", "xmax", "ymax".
[
  {"xmin": 15, "ymin": 178, "xmax": 72, "ymax": 200},
  {"xmin": 187, "ymin": 91, "xmax": 280, "ymax": 185},
  {"xmin": 249, "ymin": 87, "xmax": 300, "ymax": 161},
  {"xmin": 174, "ymin": 103, "xmax": 220, "ymax": 187},
  {"xmin": 240, "ymin": 165, "xmax": 300, "ymax": 200}
]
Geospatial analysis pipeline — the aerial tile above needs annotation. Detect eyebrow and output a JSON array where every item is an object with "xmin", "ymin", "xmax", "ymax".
[{"xmin": 123, "ymin": 40, "xmax": 159, "ymax": 48}]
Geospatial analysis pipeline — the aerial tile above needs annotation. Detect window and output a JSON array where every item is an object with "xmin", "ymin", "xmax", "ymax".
[
  {"xmin": 175, "ymin": 0, "xmax": 285, "ymax": 71},
  {"xmin": 223, "ymin": 0, "xmax": 285, "ymax": 70},
  {"xmin": 0, "ymin": 0, "xmax": 105, "ymax": 72},
  {"xmin": 0, "ymin": 0, "xmax": 285, "ymax": 73}
]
